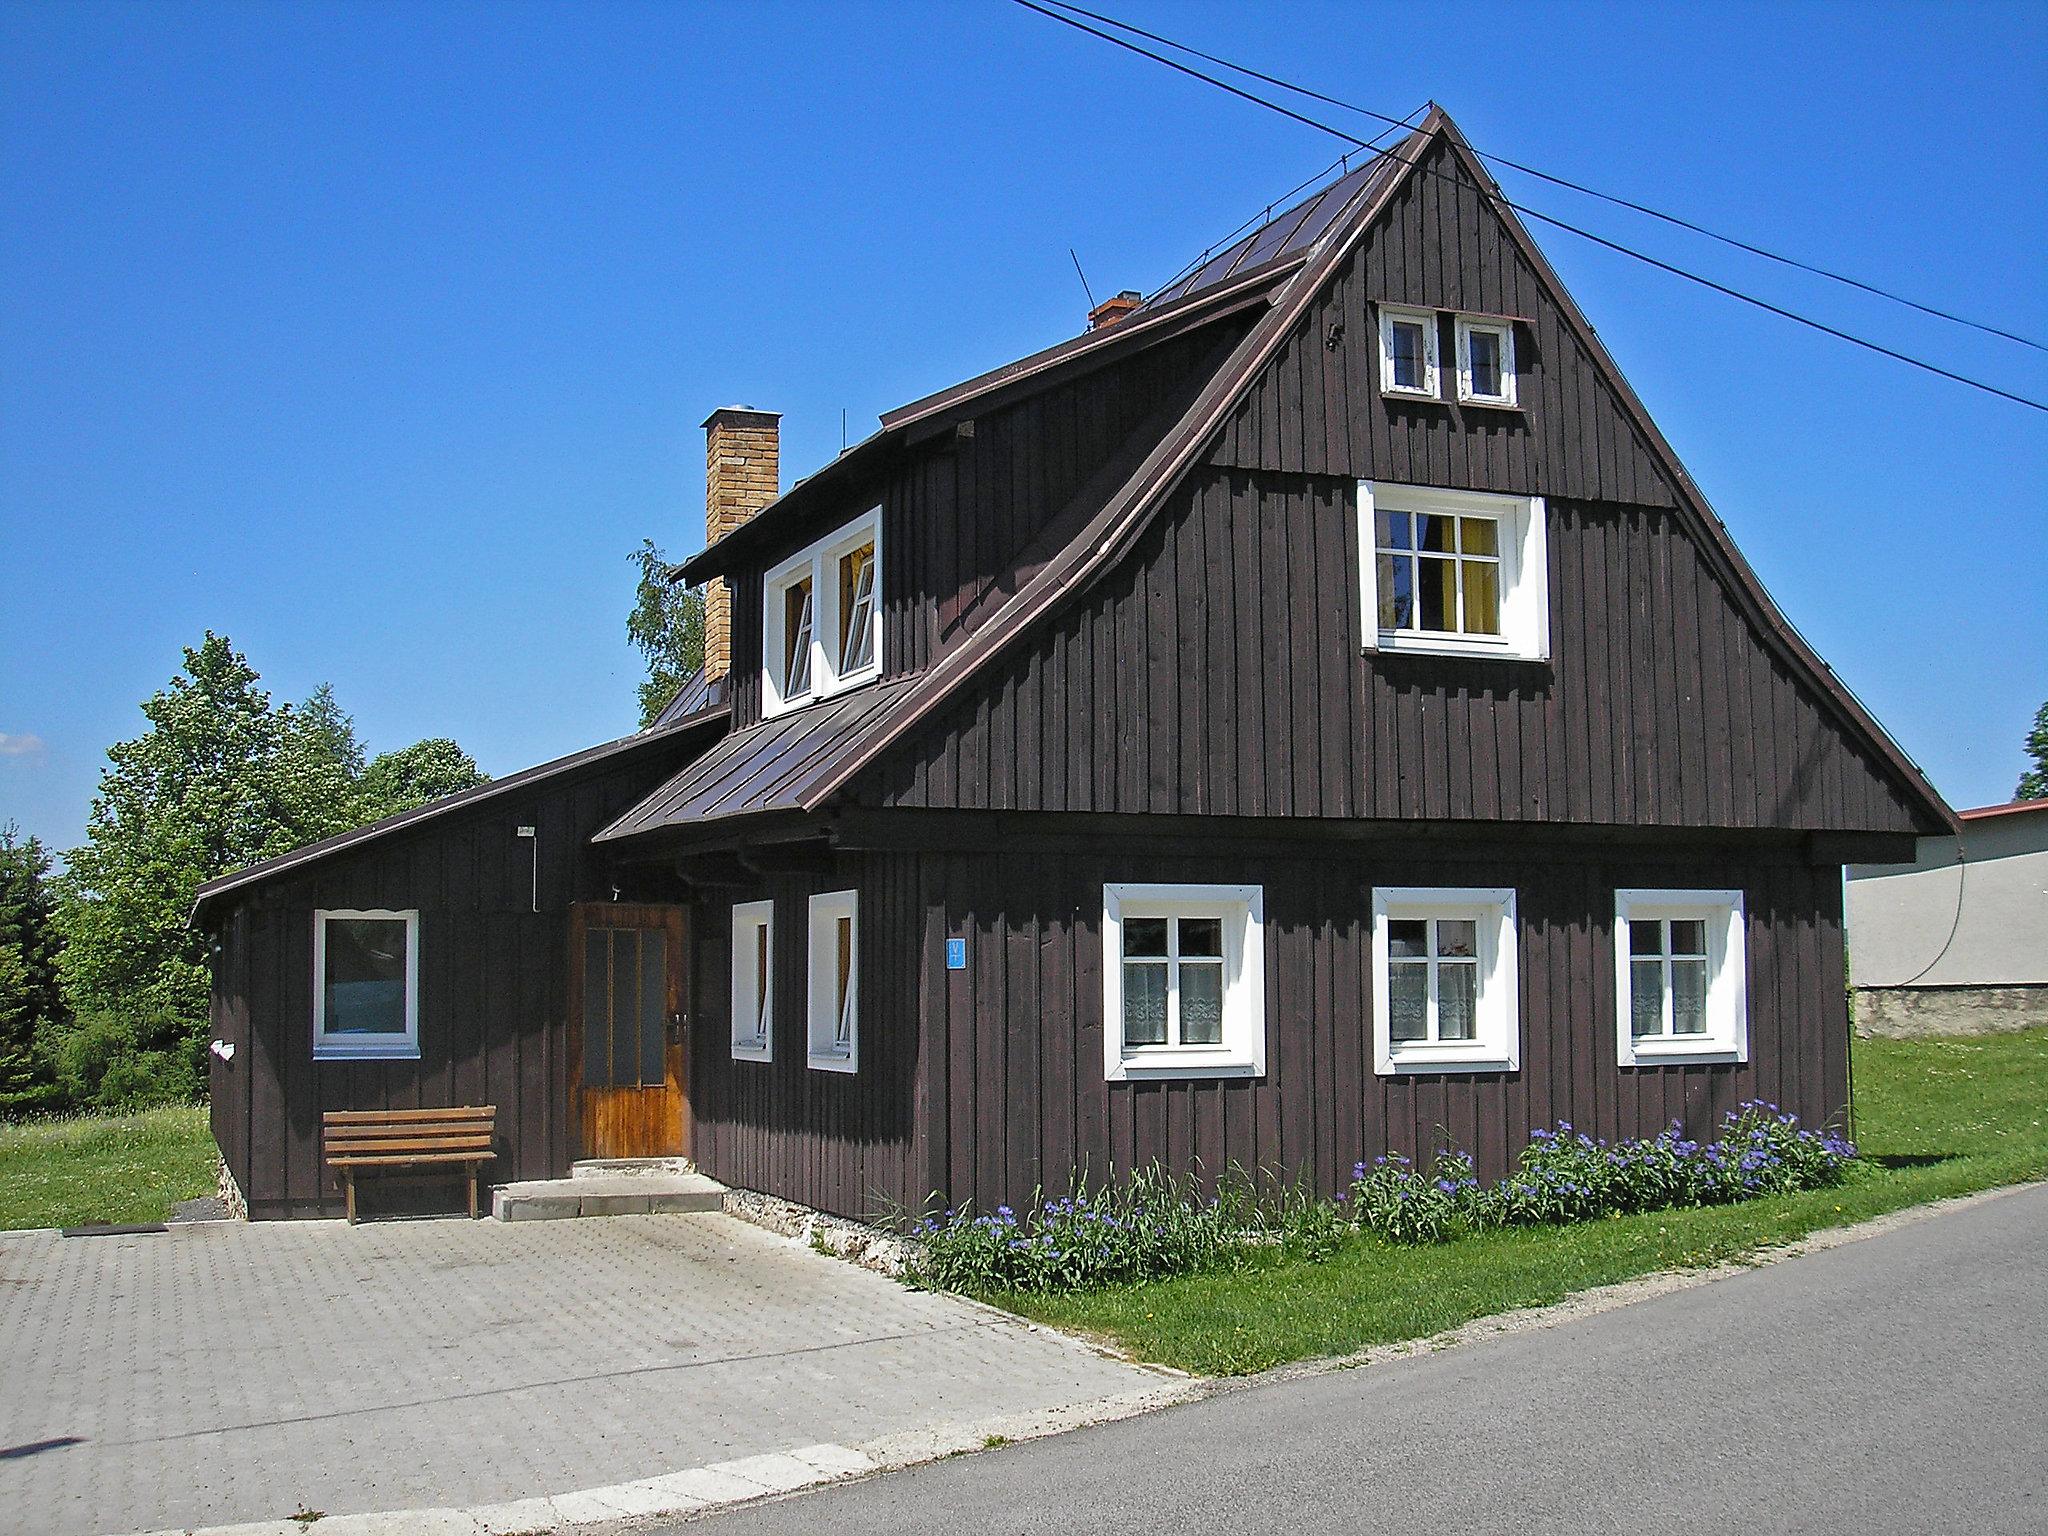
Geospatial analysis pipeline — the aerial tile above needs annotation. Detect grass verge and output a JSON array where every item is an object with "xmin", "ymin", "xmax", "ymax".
[
  {"xmin": 997, "ymin": 1029, "xmax": 2048, "ymax": 1375},
  {"xmin": 0, "ymin": 1104, "xmax": 216, "ymax": 1230}
]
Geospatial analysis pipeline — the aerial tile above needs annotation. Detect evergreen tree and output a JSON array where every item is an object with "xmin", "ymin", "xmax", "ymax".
[
  {"xmin": 628, "ymin": 539, "xmax": 705, "ymax": 727},
  {"xmin": 2017, "ymin": 699, "xmax": 2048, "ymax": 801},
  {"xmin": 0, "ymin": 825, "xmax": 65, "ymax": 1100},
  {"xmin": 358, "ymin": 739, "xmax": 490, "ymax": 819}
]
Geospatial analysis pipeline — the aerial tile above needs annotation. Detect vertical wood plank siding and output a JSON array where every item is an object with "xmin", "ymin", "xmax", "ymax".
[
  {"xmin": 1209, "ymin": 142, "xmax": 1677, "ymax": 505},
  {"xmin": 205, "ymin": 739, "xmax": 702, "ymax": 1219},
  {"xmin": 685, "ymin": 852, "xmax": 921, "ymax": 1219},
  {"xmin": 912, "ymin": 840, "xmax": 1848, "ymax": 1214},
  {"xmin": 726, "ymin": 317, "xmax": 1257, "ymax": 730},
  {"xmin": 857, "ymin": 470, "xmax": 1925, "ymax": 833}
]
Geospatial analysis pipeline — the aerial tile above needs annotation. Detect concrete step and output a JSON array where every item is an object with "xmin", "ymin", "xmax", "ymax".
[
  {"xmin": 492, "ymin": 1172, "xmax": 727, "ymax": 1221},
  {"xmin": 570, "ymin": 1157, "xmax": 696, "ymax": 1180}
]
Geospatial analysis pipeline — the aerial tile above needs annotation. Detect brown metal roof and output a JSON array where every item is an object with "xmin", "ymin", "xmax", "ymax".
[
  {"xmin": 648, "ymin": 667, "xmax": 722, "ymax": 728},
  {"xmin": 1959, "ymin": 797, "xmax": 2048, "ymax": 822},
  {"xmin": 592, "ymin": 679, "xmax": 919, "ymax": 843}
]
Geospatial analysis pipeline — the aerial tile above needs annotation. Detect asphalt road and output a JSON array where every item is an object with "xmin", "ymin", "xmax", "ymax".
[{"xmin": 678, "ymin": 1182, "xmax": 2048, "ymax": 1535}]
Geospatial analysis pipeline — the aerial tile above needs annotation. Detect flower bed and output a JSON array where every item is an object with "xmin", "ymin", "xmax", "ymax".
[{"xmin": 905, "ymin": 1102, "xmax": 1855, "ymax": 1295}]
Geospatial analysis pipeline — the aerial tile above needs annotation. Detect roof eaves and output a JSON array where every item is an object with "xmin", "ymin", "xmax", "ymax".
[{"xmin": 1958, "ymin": 797, "xmax": 2048, "ymax": 822}]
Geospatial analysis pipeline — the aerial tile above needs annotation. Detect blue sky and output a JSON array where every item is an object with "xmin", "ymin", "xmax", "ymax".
[{"xmin": 3, "ymin": 0, "xmax": 2044, "ymax": 853}]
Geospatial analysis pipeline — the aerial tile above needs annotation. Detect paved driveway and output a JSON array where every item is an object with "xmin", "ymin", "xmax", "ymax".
[{"xmin": 0, "ymin": 1213, "xmax": 1161, "ymax": 1536}]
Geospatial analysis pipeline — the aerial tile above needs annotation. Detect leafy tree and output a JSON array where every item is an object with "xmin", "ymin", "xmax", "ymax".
[
  {"xmin": 358, "ymin": 738, "xmax": 490, "ymax": 819},
  {"xmin": 628, "ymin": 539, "xmax": 704, "ymax": 727},
  {"xmin": 0, "ymin": 825, "xmax": 65, "ymax": 1102},
  {"xmin": 2017, "ymin": 699, "xmax": 2048, "ymax": 801},
  {"xmin": 56, "ymin": 633, "xmax": 330, "ymax": 1052}
]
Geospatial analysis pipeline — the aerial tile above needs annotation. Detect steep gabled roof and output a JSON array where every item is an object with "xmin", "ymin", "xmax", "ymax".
[{"xmin": 609, "ymin": 108, "xmax": 1953, "ymax": 844}]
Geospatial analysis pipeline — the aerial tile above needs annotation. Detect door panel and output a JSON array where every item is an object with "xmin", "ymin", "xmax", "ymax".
[{"xmin": 570, "ymin": 903, "xmax": 689, "ymax": 1160}]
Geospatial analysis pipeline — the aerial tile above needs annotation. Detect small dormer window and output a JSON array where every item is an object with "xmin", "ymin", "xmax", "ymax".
[
  {"xmin": 1455, "ymin": 317, "xmax": 1517, "ymax": 407},
  {"xmin": 1377, "ymin": 305, "xmax": 1440, "ymax": 399},
  {"xmin": 762, "ymin": 508, "xmax": 882, "ymax": 715}
]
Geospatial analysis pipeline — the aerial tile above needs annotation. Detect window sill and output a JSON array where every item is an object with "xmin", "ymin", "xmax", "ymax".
[
  {"xmin": 1368, "ymin": 632, "xmax": 1548, "ymax": 663},
  {"xmin": 807, "ymin": 1051, "xmax": 858, "ymax": 1075},
  {"xmin": 1620, "ymin": 1040, "xmax": 1745, "ymax": 1067},
  {"xmin": 761, "ymin": 670, "xmax": 883, "ymax": 720},
  {"xmin": 1380, "ymin": 388, "xmax": 1447, "ymax": 405},
  {"xmin": 1108, "ymin": 1052, "xmax": 1264, "ymax": 1082},
  {"xmin": 1376, "ymin": 1046, "xmax": 1517, "ymax": 1076},
  {"xmin": 314, "ymin": 1044, "xmax": 421, "ymax": 1063},
  {"xmin": 730, "ymin": 1041, "xmax": 773, "ymax": 1063},
  {"xmin": 1456, "ymin": 396, "xmax": 1523, "ymax": 412}
]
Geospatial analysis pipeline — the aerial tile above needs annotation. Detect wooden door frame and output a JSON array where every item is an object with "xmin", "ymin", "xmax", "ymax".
[{"xmin": 567, "ymin": 902, "xmax": 691, "ymax": 1159}]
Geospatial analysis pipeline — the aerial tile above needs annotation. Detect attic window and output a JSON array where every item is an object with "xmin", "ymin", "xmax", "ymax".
[
  {"xmin": 762, "ymin": 508, "xmax": 882, "ymax": 716},
  {"xmin": 1377, "ymin": 305, "xmax": 1440, "ymax": 399},
  {"xmin": 1358, "ymin": 482, "xmax": 1551, "ymax": 662},
  {"xmin": 1456, "ymin": 317, "xmax": 1517, "ymax": 406}
]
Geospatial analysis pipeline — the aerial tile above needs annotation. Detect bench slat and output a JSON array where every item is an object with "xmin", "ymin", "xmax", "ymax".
[
  {"xmin": 323, "ymin": 1107, "xmax": 496, "ymax": 1124},
  {"xmin": 324, "ymin": 1136, "xmax": 497, "ymax": 1156},
  {"xmin": 329, "ymin": 1152, "xmax": 497, "ymax": 1168}
]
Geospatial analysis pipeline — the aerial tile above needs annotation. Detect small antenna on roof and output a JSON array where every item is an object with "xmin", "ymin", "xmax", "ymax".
[
  {"xmin": 841, "ymin": 408, "xmax": 847, "ymax": 454},
  {"xmin": 1068, "ymin": 247, "xmax": 1098, "ymax": 311}
]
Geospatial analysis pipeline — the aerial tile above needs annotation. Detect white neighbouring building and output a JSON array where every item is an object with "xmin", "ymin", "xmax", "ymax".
[{"xmin": 1846, "ymin": 798, "xmax": 2048, "ymax": 1036}]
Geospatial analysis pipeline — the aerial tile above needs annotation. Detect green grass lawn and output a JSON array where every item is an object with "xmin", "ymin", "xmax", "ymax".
[
  {"xmin": 0, "ymin": 1104, "xmax": 217, "ymax": 1231},
  {"xmin": 999, "ymin": 1029, "xmax": 2048, "ymax": 1376}
]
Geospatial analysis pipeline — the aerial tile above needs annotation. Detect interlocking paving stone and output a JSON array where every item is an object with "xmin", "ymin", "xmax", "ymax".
[{"xmin": 0, "ymin": 1212, "xmax": 1158, "ymax": 1536}]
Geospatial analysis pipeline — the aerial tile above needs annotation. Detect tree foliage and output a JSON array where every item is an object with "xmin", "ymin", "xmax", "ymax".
[
  {"xmin": 628, "ymin": 539, "xmax": 705, "ymax": 727},
  {"xmin": 359, "ymin": 738, "xmax": 489, "ymax": 818},
  {"xmin": 34, "ymin": 632, "xmax": 490, "ymax": 1112},
  {"xmin": 0, "ymin": 826, "xmax": 65, "ymax": 1105},
  {"xmin": 2018, "ymin": 699, "xmax": 2048, "ymax": 801}
]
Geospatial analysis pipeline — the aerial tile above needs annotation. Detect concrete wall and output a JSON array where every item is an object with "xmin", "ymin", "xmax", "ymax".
[
  {"xmin": 1853, "ymin": 983, "xmax": 2048, "ymax": 1039},
  {"xmin": 1847, "ymin": 811, "xmax": 2048, "ymax": 989}
]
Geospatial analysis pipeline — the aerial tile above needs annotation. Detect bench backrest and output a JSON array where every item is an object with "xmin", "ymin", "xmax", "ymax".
[{"xmin": 323, "ymin": 1106, "xmax": 497, "ymax": 1163}]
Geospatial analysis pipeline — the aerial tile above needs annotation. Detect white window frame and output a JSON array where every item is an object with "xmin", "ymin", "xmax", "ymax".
[
  {"xmin": 1102, "ymin": 883, "xmax": 1266, "ymax": 1081},
  {"xmin": 806, "ymin": 889, "xmax": 859, "ymax": 1074},
  {"xmin": 1371, "ymin": 887, "xmax": 1519, "ymax": 1075},
  {"xmin": 762, "ymin": 508, "xmax": 883, "ymax": 717},
  {"xmin": 1358, "ymin": 481, "xmax": 1550, "ymax": 662},
  {"xmin": 1376, "ymin": 303, "xmax": 1441, "ymax": 400},
  {"xmin": 730, "ymin": 899, "xmax": 774, "ymax": 1062},
  {"xmin": 312, "ymin": 909, "xmax": 420, "ymax": 1061},
  {"xmin": 1613, "ymin": 889, "xmax": 1748, "ymax": 1066},
  {"xmin": 1454, "ymin": 316, "xmax": 1518, "ymax": 407}
]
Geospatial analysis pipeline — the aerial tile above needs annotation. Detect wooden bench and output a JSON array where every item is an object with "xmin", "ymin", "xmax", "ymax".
[{"xmin": 323, "ymin": 1106, "xmax": 497, "ymax": 1224}]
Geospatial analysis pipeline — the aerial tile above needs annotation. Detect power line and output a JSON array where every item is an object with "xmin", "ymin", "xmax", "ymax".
[
  {"xmin": 1038, "ymin": 0, "xmax": 2048, "ymax": 355},
  {"xmin": 1008, "ymin": 0, "xmax": 2048, "ymax": 413}
]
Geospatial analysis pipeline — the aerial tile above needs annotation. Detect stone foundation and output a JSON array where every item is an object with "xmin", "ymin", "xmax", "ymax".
[
  {"xmin": 718, "ymin": 1186, "xmax": 915, "ymax": 1277},
  {"xmin": 1853, "ymin": 984, "xmax": 2048, "ymax": 1039},
  {"xmin": 215, "ymin": 1156, "xmax": 249, "ymax": 1220}
]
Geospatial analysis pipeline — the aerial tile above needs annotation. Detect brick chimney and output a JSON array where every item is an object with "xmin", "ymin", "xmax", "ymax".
[
  {"xmin": 1087, "ymin": 290, "xmax": 1143, "ymax": 330},
  {"xmin": 701, "ymin": 406, "xmax": 780, "ymax": 686}
]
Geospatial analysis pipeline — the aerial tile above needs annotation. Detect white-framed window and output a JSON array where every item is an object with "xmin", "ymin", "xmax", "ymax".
[
  {"xmin": 1377, "ymin": 304, "xmax": 1441, "ymax": 399},
  {"xmin": 763, "ymin": 508, "xmax": 882, "ymax": 716},
  {"xmin": 1454, "ymin": 316, "xmax": 1517, "ymax": 407},
  {"xmin": 730, "ymin": 899, "xmax": 774, "ymax": 1062},
  {"xmin": 806, "ymin": 889, "xmax": 858, "ymax": 1073},
  {"xmin": 313, "ymin": 909, "xmax": 420, "ymax": 1060},
  {"xmin": 1101, "ymin": 883, "xmax": 1266, "ymax": 1081},
  {"xmin": 1613, "ymin": 889, "xmax": 1748, "ymax": 1066},
  {"xmin": 1371, "ymin": 887, "xmax": 1519, "ymax": 1074},
  {"xmin": 1357, "ymin": 482, "xmax": 1550, "ymax": 661}
]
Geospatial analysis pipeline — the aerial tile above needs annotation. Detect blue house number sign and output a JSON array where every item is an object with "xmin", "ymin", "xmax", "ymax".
[{"xmin": 946, "ymin": 938, "xmax": 967, "ymax": 971}]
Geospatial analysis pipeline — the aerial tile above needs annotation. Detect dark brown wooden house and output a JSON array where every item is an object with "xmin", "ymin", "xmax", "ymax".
[{"xmin": 194, "ymin": 109, "xmax": 1952, "ymax": 1222}]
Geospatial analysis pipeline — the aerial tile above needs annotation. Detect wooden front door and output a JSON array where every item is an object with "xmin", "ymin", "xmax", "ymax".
[{"xmin": 570, "ymin": 903, "xmax": 689, "ymax": 1160}]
